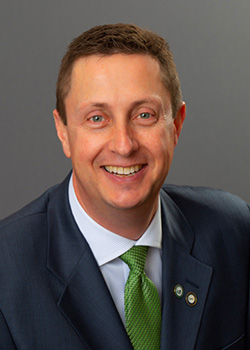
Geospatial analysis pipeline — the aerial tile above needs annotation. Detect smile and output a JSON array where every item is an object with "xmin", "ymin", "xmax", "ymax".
[{"xmin": 104, "ymin": 165, "xmax": 143, "ymax": 176}]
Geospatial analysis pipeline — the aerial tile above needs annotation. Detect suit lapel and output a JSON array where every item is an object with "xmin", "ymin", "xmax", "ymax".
[
  {"xmin": 57, "ymin": 247, "xmax": 132, "ymax": 349},
  {"xmin": 47, "ymin": 175, "xmax": 132, "ymax": 349},
  {"xmin": 160, "ymin": 189, "xmax": 213, "ymax": 350}
]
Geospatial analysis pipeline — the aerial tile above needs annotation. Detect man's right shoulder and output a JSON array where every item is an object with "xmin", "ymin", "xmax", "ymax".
[{"xmin": 0, "ymin": 184, "xmax": 59, "ymax": 232}]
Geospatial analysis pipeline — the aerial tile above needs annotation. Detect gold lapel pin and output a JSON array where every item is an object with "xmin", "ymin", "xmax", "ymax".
[{"xmin": 185, "ymin": 292, "xmax": 197, "ymax": 306}]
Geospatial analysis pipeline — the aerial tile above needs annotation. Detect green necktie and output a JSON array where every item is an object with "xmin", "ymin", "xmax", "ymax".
[{"xmin": 120, "ymin": 246, "xmax": 161, "ymax": 349}]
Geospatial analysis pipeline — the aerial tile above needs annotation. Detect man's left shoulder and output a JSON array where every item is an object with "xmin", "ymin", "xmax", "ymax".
[
  {"xmin": 161, "ymin": 183, "xmax": 250, "ymax": 229},
  {"xmin": 161, "ymin": 184, "xmax": 250, "ymax": 264}
]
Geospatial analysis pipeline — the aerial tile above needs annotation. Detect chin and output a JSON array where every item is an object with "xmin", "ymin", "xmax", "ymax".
[{"xmin": 107, "ymin": 194, "xmax": 149, "ymax": 211}]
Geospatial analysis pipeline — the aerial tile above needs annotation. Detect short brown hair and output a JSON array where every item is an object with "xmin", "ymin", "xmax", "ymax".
[{"xmin": 56, "ymin": 23, "xmax": 182, "ymax": 124}]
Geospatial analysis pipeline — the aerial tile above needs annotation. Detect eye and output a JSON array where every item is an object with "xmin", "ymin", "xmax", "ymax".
[
  {"xmin": 90, "ymin": 115, "xmax": 105, "ymax": 122},
  {"xmin": 86, "ymin": 113, "xmax": 109, "ymax": 129},
  {"xmin": 138, "ymin": 112, "xmax": 151, "ymax": 119},
  {"xmin": 134, "ymin": 111, "xmax": 156, "ymax": 126}
]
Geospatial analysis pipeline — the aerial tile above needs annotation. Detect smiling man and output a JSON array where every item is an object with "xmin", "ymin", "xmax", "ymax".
[
  {"xmin": 0, "ymin": 24, "xmax": 249, "ymax": 350},
  {"xmin": 54, "ymin": 53, "xmax": 184, "ymax": 239}
]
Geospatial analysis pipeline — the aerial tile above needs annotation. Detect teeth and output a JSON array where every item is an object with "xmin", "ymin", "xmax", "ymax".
[
  {"xmin": 123, "ymin": 167, "xmax": 130, "ymax": 175},
  {"xmin": 104, "ymin": 165, "xmax": 143, "ymax": 175}
]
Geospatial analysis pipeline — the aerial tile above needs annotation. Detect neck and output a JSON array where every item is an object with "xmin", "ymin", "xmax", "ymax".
[
  {"xmin": 74, "ymin": 190, "xmax": 158, "ymax": 241},
  {"xmin": 90, "ymin": 202, "xmax": 158, "ymax": 240}
]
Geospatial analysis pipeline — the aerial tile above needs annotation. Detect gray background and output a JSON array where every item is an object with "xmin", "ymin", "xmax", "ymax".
[{"xmin": 0, "ymin": 0, "xmax": 249, "ymax": 219}]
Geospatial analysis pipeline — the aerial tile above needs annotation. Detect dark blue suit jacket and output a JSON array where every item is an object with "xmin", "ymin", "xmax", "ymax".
[{"xmin": 0, "ymin": 173, "xmax": 249, "ymax": 349}]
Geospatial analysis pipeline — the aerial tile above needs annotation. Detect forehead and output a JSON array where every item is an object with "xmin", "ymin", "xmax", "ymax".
[
  {"xmin": 72, "ymin": 53, "xmax": 160, "ymax": 79},
  {"xmin": 67, "ymin": 54, "xmax": 167, "ymax": 100}
]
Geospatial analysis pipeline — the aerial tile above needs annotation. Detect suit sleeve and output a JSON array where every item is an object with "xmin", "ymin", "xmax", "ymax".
[{"xmin": 0, "ymin": 308, "xmax": 17, "ymax": 349}]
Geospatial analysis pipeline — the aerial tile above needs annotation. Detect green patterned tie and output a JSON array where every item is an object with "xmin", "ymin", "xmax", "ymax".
[{"xmin": 120, "ymin": 246, "xmax": 161, "ymax": 349}]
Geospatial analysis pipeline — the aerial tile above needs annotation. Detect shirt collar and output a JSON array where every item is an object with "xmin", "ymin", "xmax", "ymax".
[{"xmin": 68, "ymin": 175, "xmax": 162, "ymax": 266}]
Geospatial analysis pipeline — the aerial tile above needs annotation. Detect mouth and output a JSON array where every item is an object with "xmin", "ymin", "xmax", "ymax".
[{"xmin": 104, "ymin": 164, "xmax": 144, "ymax": 177}]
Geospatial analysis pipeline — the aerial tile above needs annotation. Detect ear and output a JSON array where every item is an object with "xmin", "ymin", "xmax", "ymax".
[
  {"xmin": 53, "ymin": 109, "xmax": 71, "ymax": 158},
  {"xmin": 173, "ymin": 102, "xmax": 186, "ymax": 146}
]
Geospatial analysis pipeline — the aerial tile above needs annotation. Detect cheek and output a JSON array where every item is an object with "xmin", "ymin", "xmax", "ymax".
[
  {"xmin": 69, "ymin": 132, "xmax": 105, "ymax": 167},
  {"xmin": 147, "ymin": 127, "xmax": 175, "ymax": 156}
]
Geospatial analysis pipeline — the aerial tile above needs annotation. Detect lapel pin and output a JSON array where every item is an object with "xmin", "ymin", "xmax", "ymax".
[
  {"xmin": 174, "ymin": 284, "xmax": 184, "ymax": 298},
  {"xmin": 185, "ymin": 292, "xmax": 197, "ymax": 306}
]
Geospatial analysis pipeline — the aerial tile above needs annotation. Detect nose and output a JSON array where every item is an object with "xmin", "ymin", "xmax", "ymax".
[{"xmin": 109, "ymin": 123, "xmax": 139, "ymax": 157}]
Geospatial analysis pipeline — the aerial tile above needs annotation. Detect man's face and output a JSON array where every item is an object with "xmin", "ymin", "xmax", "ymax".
[{"xmin": 54, "ymin": 54, "xmax": 185, "ymax": 219}]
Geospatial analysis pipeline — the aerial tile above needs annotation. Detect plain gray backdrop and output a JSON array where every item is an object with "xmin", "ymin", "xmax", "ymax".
[{"xmin": 1, "ymin": 0, "xmax": 249, "ymax": 219}]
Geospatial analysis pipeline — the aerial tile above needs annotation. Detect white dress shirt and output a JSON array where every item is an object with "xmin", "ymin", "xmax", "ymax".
[{"xmin": 68, "ymin": 176, "xmax": 162, "ymax": 324}]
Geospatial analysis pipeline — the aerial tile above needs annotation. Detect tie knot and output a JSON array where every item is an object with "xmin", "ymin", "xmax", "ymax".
[{"xmin": 120, "ymin": 246, "xmax": 149, "ymax": 273}]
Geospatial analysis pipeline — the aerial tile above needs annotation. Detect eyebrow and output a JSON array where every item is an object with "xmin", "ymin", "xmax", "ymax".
[{"xmin": 78, "ymin": 97, "xmax": 163, "ymax": 112}]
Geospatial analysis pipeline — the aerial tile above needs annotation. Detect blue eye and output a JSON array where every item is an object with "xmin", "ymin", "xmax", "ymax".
[
  {"xmin": 139, "ymin": 112, "xmax": 151, "ymax": 119},
  {"xmin": 91, "ymin": 115, "xmax": 104, "ymax": 122}
]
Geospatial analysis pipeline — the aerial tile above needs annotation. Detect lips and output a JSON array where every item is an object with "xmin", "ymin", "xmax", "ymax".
[{"xmin": 104, "ymin": 164, "xmax": 143, "ymax": 176}]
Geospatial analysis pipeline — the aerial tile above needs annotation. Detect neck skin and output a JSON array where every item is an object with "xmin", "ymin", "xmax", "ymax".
[{"xmin": 73, "ymin": 176, "xmax": 159, "ymax": 241}]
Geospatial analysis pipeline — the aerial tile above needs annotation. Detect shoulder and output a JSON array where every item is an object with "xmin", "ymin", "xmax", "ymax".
[
  {"xmin": 161, "ymin": 183, "xmax": 248, "ymax": 207},
  {"xmin": 0, "ymin": 184, "xmax": 58, "ymax": 233},
  {"xmin": 0, "ymin": 177, "xmax": 69, "ymax": 282},
  {"xmin": 161, "ymin": 183, "xmax": 250, "ymax": 223},
  {"xmin": 161, "ymin": 183, "xmax": 250, "ymax": 244},
  {"xmin": 0, "ymin": 172, "xmax": 71, "ymax": 243},
  {"xmin": 161, "ymin": 184, "xmax": 250, "ymax": 266}
]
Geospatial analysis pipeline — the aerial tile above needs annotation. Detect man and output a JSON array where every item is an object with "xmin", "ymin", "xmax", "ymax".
[{"xmin": 0, "ymin": 24, "xmax": 249, "ymax": 349}]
